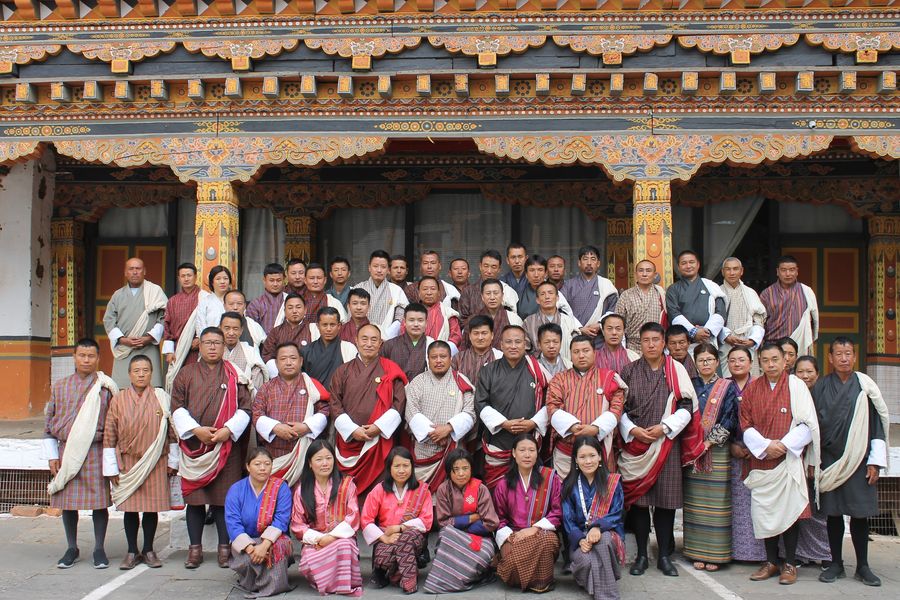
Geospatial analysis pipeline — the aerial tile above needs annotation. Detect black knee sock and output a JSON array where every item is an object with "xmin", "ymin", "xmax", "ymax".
[
  {"xmin": 62, "ymin": 510, "xmax": 78, "ymax": 550},
  {"xmin": 92, "ymin": 509, "xmax": 109, "ymax": 552},
  {"xmin": 630, "ymin": 507, "xmax": 651, "ymax": 558},
  {"xmin": 653, "ymin": 508, "xmax": 676, "ymax": 557},
  {"xmin": 123, "ymin": 512, "xmax": 140, "ymax": 554},
  {"xmin": 781, "ymin": 523, "xmax": 799, "ymax": 564},
  {"xmin": 827, "ymin": 516, "xmax": 845, "ymax": 564},
  {"xmin": 764, "ymin": 537, "xmax": 780, "ymax": 564},
  {"xmin": 210, "ymin": 505, "xmax": 228, "ymax": 545},
  {"xmin": 849, "ymin": 517, "xmax": 868, "ymax": 568},
  {"xmin": 186, "ymin": 505, "xmax": 206, "ymax": 545},
  {"xmin": 142, "ymin": 512, "xmax": 159, "ymax": 553}
]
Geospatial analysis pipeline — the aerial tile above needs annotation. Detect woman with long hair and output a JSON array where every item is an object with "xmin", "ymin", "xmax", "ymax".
[
  {"xmin": 423, "ymin": 448, "xmax": 499, "ymax": 593},
  {"xmin": 361, "ymin": 446, "xmax": 434, "ymax": 594},
  {"xmin": 562, "ymin": 436, "xmax": 625, "ymax": 600},
  {"xmin": 196, "ymin": 265, "xmax": 233, "ymax": 337},
  {"xmin": 224, "ymin": 447, "xmax": 294, "ymax": 598},
  {"xmin": 492, "ymin": 434, "xmax": 562, "ymax": 593},
  {"xmin": 682, "ymin": 343, "xmax": 739, "ymax": 572},
  {"xmin": 290, "ymin": 440, "xmax": 362, "ymax": 597}
]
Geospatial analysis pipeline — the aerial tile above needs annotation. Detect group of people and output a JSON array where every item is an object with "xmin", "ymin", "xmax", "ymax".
[{"xmin": 42, "ymin": 244, "xmax": 888, "ymax": 599}]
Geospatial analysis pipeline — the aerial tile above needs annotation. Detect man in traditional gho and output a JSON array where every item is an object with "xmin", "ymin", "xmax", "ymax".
[
  {"xmin": 286, "ymin": 258, "xmax": 307, "ymax": 296},
  {"xmin": 340, "ymin": 288, "xmax": 371, "ymax": 344},
  {"xmin": 523, "ymin": 281, "xmax": 582, "ymax": 362},
  {"xmin": 352, "ymin": 250, "xmax": 408, "ymax": 339},
  {"xmin": 546, "ymin": 335, "xmax": 626, "ymax": 478},
  {"xmin": 617, "ymin": 322, "xmax": 701, "ymax": 578},
  {"xmin": 416, "ymin": 276, "xmax": 463, "ymax": 351},
  {"xmin": 719, "ymin": 257, "xmax": 766, "ymax": 377},
  {"xmin": 451, "ymin": 315, "xmax": 502, "ymax": 386},
  {"xmin": 458, "ymin": 250, "xmax": 519, "ymax": 330},
  {"xmin": 501, "ymin": 243, "xmax": 529, "ymax": 298},
  {"xmin": 163, "ymin": 262, "xmax": 208, "ymax": 392},
  {"xmin": 219, "ymin": 312, "xmax": 267, "ymax": 393},
  {"xmin": 760, "ymin": 255, "xmax": 819, "ymax": 354},
  {"xmin": 813, "ymin": 338, "xmax": 889, "ymax": 587},
  {"xmin": 547, "ymin": 255, "xmax": 566, "ymax": 290},
  {"xmin": 330, "ymin": 323, "xmax": 408, "ymax": 493},
  {"xmin": 449, "ymin": 257, "xmax": 471, "ymax": 300},
  {"xmin": 252, "ymin": 342, "xmax": 330, "ymax": 486},
  {"xmin": 261, "ymin": 294, "xmax": 313, "ymax": 374},
  {"xmin": 534, "ymin": 323, "xmax": 571, "ymax": 379},
  {"xmin": 303, "ymin": 263, "xmax": 348, "ymax": 323},
  {"xmin": 404, "ymin": 250, "xmax": 461, "ymax": 307},
  {"xmin": 390, "ymin": 254, "xmax": 410, "ymax": 288},
  {"xmin": 45, "ymin": 338, "xmax": 118, "ymax": 569},
  {"xmin": 739, "ymin": 342, "xmax": 820, "ymax": 586},
  {"xmin": 474, "ymin": 325, "xmax": 548, "ymax": 489},
  {"xmin": 561, "ymin": 246, "xmax": 619, "ymax": 343},
  {"xmin": 464, "ymin": 279, "xmax": 524, "ymax": 351},
  {"xmin": 594, "ymin": 313, "xmax": 640, "ymax": 372},
  {"xmin": 405, "ymin": 341, "xmax": 476, "ymax": 491},
  {"xmin": 103, "ymin": 257, "xmax": 168, "ymax": 389},
  {"xmin": 326, "ymin": 256, "xmax": 352, "ymax": 307},
  {"xmin": 666, "ymin": 325, "xmax": 699, "ymax": 378},
  {"xmin": 516, "ymin": 255, "xmax": 552, "ymax": 320},
  {"xmin": 381, "ymin": 303, "xmax": 433, "ymax": 382},
  {"xmin": 246, "ymin": 263, "xmax": 287, "ymax": 335},
  {"xmin": 665, "ymin": 250, "xmax": 726, "ymax": 351},
  {"xmin": 223, "ymin": 290, "xmax": 267, "ymax": 348},
  {"xmin": 171, "ymin": 327, "xmax": 252, "ymax": 570},
  {"xmin": 301, "ymin": 307, "xmax": 358, "ymax": 389},
  {"xmin": 615, "ymin": 260, "xmax": 667, "ymax": 354}
]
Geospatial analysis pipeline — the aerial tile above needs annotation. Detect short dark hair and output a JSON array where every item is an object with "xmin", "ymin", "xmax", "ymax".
[
  {"xmin": 405, "ymin": 302, "xmax": 428, "ymax": 317},
  {"xmin": 306, "ymin": 262, "xmax": 326, "ymax": 276},
  {"xmin": 500, "ymin": 324, "xmax": 527, "ymax": 339},
  {"xmin": 219, "ymin": 311, "xmax": 245, "ymax": 328},
  {"xmin": 223, "ymin": 289, "xmax": 246, "ymax": 303},
  {"xmin": 570, "ymin": 334, "xmax": 594, "ymax": 349},
  {"xmin": 480, "ymin": 278, "xmax": 502, "ymax": 293},
  {"xmin": 795, "ymin": 355, "xmax": 819, "ymax": 373},
  {"xmin": 727, "ymin": 345, "xmax": 752, "ymax": 361},
  {"xmin": 317, "ymin": 306, "xmax": 341, "ymax": 321},
  {"xmin": 829, "ymin": 336, "xmax": 855, "ymax": 353},
  {"xmin": 284, "ymin": 293, "xmax": 305, "ymax": 305},
  {"xmin": 468, "ymin": 315, "xmax": 494, "ymax": 332},
  {"xmin": 287, "ymin": 258, "xmax": 307, "ymax": 268},
  {"xmin": 677, "ymin": 249, "xmax": 700, "ymax": 262},
  {"xmin": 329, "ymin": 256, "xmax": 351, "ymax": 271},
  {"xmin": 421, "ymin": 250, "xmax": 440, "ymax": 261},
  {"xmin": 390, "ymin": 254, "xmax": 408, "ymax": 266},
  {"xmin": 428, "ymin": 340, "xmax": 452, "ymax": 355},
  {"xmin": 504, "ymin": 434, "xmax": 543, "ymax": 489},
  {"xmin": 480, "ymin": 249, "xmax": 502, "ymax": 264},
  {"xmin": 537, "ymin": 322, "xmax": 563, "ymax": 342},
  {"xmin": 128, "ymin": 354, "xmax": 152, "ymax": 370},
  {"xmin": 535, "ymin": 281, "xmax": 558, "ymax": 295},
  {"xmin": 74, "ymin": 338, "xmax": 100, "ymax": 353},
  {"xmin": 548, "ymin": 254, "xmax": 565, "ymax": 263},
  {"xmin": 246, "ymin": 446, "xmax": 273, "ymax": 464},
  {"xmin": 578, "ymin": 245, "xmax": 601, "ymax": 260},
  {"xmin": 692, "ymin": 342, "xmax": 719, "ymax": 361},
  {"xmin": 776, "ymin": 255, "xmax": 799, "ymax": 268},
  {"xmin": 640, "ymin": 322, "xmax": 666, "ymax": 338},
  {"xmin": 347, "ymin": 288, "xmax": 370, "ymax": 302},
  {"xmin": 443, "ymin": 447, "xmax": 474, "ymax": 479},
  {"xmin": 758, "ymin": 342, "xmax": 784, "ymax": 357},
  {"xmin": 207, "ymin": 265, "xmax": 232, "ymax": 290},
  {"xmin": 450, "ymin": 257, "xmax": 469, "ymax": 268},
  {"xmin": 778, "ymin": 337, "xmax": 799, "ymax": 353},
  {"xmin": 275, "ymin": 341, "xmax": 301, "ymax": 357},
  {"xmin": 177, "ymin": 262, "xmax": 198, "ymax": 275},
  {"xmin": 263, "ymin": 263, "xmax": 285, "ymax": 277},
  {"xmin": 381, "ymin": 446, "xmax": 419, "ymax": 492},
  {"xmin": 600, "ymin": 313, "xmax": 625, "ymax": 328},
  {"xmin": 417, "ymin": 275, "xmax": 440, "ymax": 289},
  {"xmin": 665, "ymin": 324, "xmax": 690, "ymax": 342},
  {"xmin": 506, "ymin": 243, "xmax": 527, "ymax": 255},
  {"xmin": 525, "ymin": 255, "xmax": 547, "ymax": 270},
  {"xmin": 200, "ymin": 326, "xmax": 225, "ymax": 340}
]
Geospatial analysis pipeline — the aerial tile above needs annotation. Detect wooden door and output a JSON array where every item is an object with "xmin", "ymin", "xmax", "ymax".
[
  {"xmin": 92, "ymin": 243, "xmax": 168, "ymax": 375},
  {"xmin": 781, "ymin": 239, "xmax": 866, "ymax": 372}
]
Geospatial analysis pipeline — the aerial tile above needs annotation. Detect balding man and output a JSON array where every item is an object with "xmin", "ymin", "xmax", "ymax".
[
  {"xmin": 103, "ymin": 258, "xmax": 168, "ymax": 388},
  {"xmin": 719, "ymin": 257, "xmax": 766, "ymax": 377}
]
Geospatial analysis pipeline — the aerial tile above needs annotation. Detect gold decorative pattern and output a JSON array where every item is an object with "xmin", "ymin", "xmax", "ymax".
[
  {"xmin": 68, "ymin": 41, "xmax": 177, "ymax": 72},
  {"xmin": 182, "ymin": 39, "xmax": 300, "ymax": 70},
  {"xmin": 195, "ymin": 181, "xmax": 240, "ymax": 282},
  {"xmin": 678, "ymin": 34, "xmax": 799, "ymax": 64},
  {"xmin": 304, "ymin": 37, "xmax": 421, "ymax": 58},
  {"xmin": 51, "ymin": 218, "xmax": 84, "ymax": 348},
  {"xmin": 793, "ymin": 119, "xmax": 894, "ymax": 130},
  {"xmin": 0, "ymin": 45, "xmax": 62, "ymax": 73},
  {"xmin": 428, "ymin": 35, "xmax": 546, "ymax": 66},
  {"xmin": 375, "ymin": 121, "xmax": 479, "ymax": 132},
  {"xmin": 553, "ymin": 34, "xmax": 671, "ymax": 65},
  {"xmin": 850, "ymin": 135, "xmax": 900, "ymax": 159},
  {"xmin": 806, "ymin": 32, "xmax": 900, "ymax": 63},
  {"xmin": 633, "ymin": 180, "xmax": 674, "ymax": 287},
  {"xmin": 0, "ymin": 140, "xmax": 42, "ymax": 164}
]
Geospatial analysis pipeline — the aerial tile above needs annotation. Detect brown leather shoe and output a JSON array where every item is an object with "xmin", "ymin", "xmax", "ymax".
[
  {"xmin": 750, "ymin": 562, "xmax": 781, "ymax": 581},
  {"xmin": 119, "ymin": 553, "xmax": 142, "ymax": 570},
  {"xmin": 142, "ymin": 551, "xmax": 162, "ymax": 568},
  {"xmin": 217, "ymin": 544, "xmax": 231, "ymax": 568},
  {"xmin": 184, "ymin": 544, "xmax": 203, "ymax": 569},
  {"xmin": 779, "ymin": 563, "xmax": 798, "ymax": 585}
]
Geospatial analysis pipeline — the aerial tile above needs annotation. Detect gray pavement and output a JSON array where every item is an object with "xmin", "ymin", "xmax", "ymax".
[{"xmin": 0, "ymin": 513, "xmax": 897, "ymax": 600}]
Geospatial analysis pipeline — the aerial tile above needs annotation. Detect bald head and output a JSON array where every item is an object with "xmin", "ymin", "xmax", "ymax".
[
  {"xmin": 721, "ymin": 256, "xmax": 744, "ymax": 286},
  {"xmin": 125, "ymin": 257, "xmax": 146, "ymax": 287},
  {"xmin": 357, "ymin": 323, "xmax": 383, "ymax": 361}
]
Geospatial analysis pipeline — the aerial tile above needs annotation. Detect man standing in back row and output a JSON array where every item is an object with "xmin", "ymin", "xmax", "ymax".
[
  {"xmin": 666, "ymin": 250, "xmax": 725, "ymax": 351},
  {"xmin": 760, "ymin": 255, "xmax": 819, "ymax": 355}
]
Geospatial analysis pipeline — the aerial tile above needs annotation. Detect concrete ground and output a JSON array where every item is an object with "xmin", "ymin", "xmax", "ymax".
[{"xmin": 0, "ymin": 512, "xmax": 897, "ymax": 600}]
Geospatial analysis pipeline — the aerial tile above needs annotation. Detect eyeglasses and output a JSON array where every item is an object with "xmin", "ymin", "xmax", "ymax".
[
  {"xmin": 200, "ymin": 340, "xmax": 224, "ymax": 347},
  {"xmin": 696, "ymin": 358, "xmax": 717, "ymax": 364}
]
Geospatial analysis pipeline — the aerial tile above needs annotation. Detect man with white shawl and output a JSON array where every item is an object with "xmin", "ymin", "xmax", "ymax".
[
  {"xmin": 665, "ymin": 250, "xmax": 726, "ymax": 352},
  {"xmin": 739, "ymin": 342, "xmax": 820, "ymax": 586},
  {"xmin": 760, "ymin": 255, "xmax": 819, "ymax": 354},
  {"xmin": 560, "ymin": 245, "xmax": 619, "ymax": 344},
  {"xmin": 163, "ymin": 263, "xmax": 208, "ymax": 393},
  {"xmin": 103, "ymin": 257, "xmax": 168, "ymax": 389},
  {"xmin": 813, "ymin": 337, "xmax": 889, "ymax": 587},
  {"xmin": 223, "ymin": 290, "xmax": 267, "ymax": 349},
  {"xmin": 719, "ymin": 257, "xmax": 766, "ymax": 377},
  {"xmin": 219, "ymin": 312, "xmax": 268, "ymax": 394},
  {"xmin": 351, "ymin": 249, "xmax": 408, "ymax": 340},
  {"xmin": 523, "ymin": 282, "xmax": 583, "ymax": 363}
]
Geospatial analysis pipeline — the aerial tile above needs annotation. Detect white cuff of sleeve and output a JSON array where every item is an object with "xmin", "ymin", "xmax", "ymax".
[
  {"xmin": 167, "ymin": 443, "xmax": 180, "ymax": 470},
  {"xmin": 329, "ymin": 521, "xmax": 356, "ymax": 539},
  {"xmin": 374, "ymin": 408, "xmax": 401, "ymax": 438},
  {"xmin": 781, "ymin": 423, "xmax": 812, "ymax": 458},
  {"xmin": 479, "ymin": 406, "xmax": 507, "ymax": 435},
  {"xmin": 402, "ymin": 518, "xmax": 427, "ymax": 533},
  {"xmin": 109, "ymin": 328, "xmax": 125, "ymax": 346},
  {"xmin": 102, "ymin": 448, "xmax": 119, "ymax": 476},
  {"xmin": 618, "ymin": 413, "xmax": 636, "ymax": 443},
  {"xmin": 384, "ymin": 321, "xmax": 402, "ymax": 340},
  {"xmin": 232, "ymin": 533, "xmax": 254, "ymax": 554},
  {"xmin": 592, "ymin": 411, "xmax": 619, "ymax": 440},
  {"xmin": 448, "ymin": 412, "xmax": 474, "ymax": 442},
  {"xmin": 162, "ymin": 340, "xmax": 175, "ymax": 355},
  {"xmin": 531, "ymin": 406, "xmax": 549, "ymax": 437},
  {"xmin": 265, "ymin": 359, "xmax": 278, "ymax": 380},
  {"xmin": 261, "ymin": 526, "xmax": 282, "ymax": 543},
  {"xmin": 496, "ymin": 526, "xmax": 513, "ymax": 548},
  {"xmin": 334, "ymin": 414, "xmax": 359, "ymax": 442},
  {"xmin": 672, "ymin": 315, "xmax": 692, "ymax": 331},
  {"xmin": 749, "ymin": 326, "xmax": 765, "ymax": 347},
  {"xmin": 224, "ymin": 411, "xmax": 251, "ymax": 441},
  {"xmin": 550, "ymin": 409, "xmax": 580, "ymax": 438},
  {"xmin": 705, "ymin": 315, "xmax": 725, "ymax": 338},
  {"xmin": 306, "ymin": 412, "xmax": 328, "ymax": 439},
  {"xmin": 149, "ymin": 323, "xmax": 164, "ymax": 344},
  {"xmin": 42, "ymin": 437, "xmax": 60, "ymax": 460},
  {"xmin": 534, "ymin": 517, "xmax": 556, "ymax": 531},
  {"xmin": 868, "ymin": 438, "xmax": 888, "ymax": 468},
  {"xmin": 363, "ymin": 523, "xmax": 385, "ymax": 545},
  {"xmin": 743, "ymin": 427, "xmax": 770, "ymax": 459},
  {"xmin": 408, "ymin": 413, "xmax": 435, "ymax": 442},
  {"xmin": 719, "ymin": 327, "xmax": 732, "ymax": 344},
  {"xmin": 662, "ymin": 408, "xmax": 692, "ymax": 439},
  {"xmin": 448, "ymin": 341, "xmax": 459, "ymax": 357},
  {"xmin": 302, "ymin": 529, "xmax": 325, "ymax": 545},
  {"xmin": 255, "ymin": 415, "xmax": 280, "ymax": 443},
  {"xmin": 172, "ymin": 407, "xmax": 201, "ymax": 440}
]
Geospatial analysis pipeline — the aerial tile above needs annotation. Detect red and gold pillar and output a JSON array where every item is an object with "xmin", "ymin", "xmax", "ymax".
[
  {"xmin": 606, "ymin": 218, "xmax": 633, "ymax": 291},
  {"xmin": 867, "ymin": 215, "xmax": 899, "ymax": 360},
  {"xmin": 283, "ymin": 213, "xmax": 315, "ymax": 263},
  {"xmin": 51, "ymin": 218, "xmax": 85, "ymax": 349},
  {"xmin": 194, "ymin": 181, "xmax": 240, "ymax": 283},
  {"xmin": 632, "ymin": 180, "xmax": 674, "ymax": 288}
]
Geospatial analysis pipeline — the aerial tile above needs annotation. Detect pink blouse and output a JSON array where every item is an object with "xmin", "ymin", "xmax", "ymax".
[
  {"xmin": 290, "ymin": 478, "xmax": 360, "ymax": 545},
  {"xmin": 360, "ymin": 483, "xmax": 434, "ymax": 545}
]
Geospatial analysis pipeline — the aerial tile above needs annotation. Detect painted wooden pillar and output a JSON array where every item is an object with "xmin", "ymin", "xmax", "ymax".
[
  {"xmin": 606, "ymin": 217, "xmax": 634, "ymax": 291},
  {"xmin": 50, "ymin": 218, "xmax": 85, "ymax": 350},
  {"xmin": 632, "ymin": 180, "xmax": 674, "ymax": 288},
  {"xmin": 284, "ymin": 213, "xmax": 315, "ymax": 263},
  {"xmin": 194, "ymin": 181, "xmax": 239, "ymax": 283},
  {"xmin": 866, "ymin": 215, "xmax": 900, "ymax": 420}
]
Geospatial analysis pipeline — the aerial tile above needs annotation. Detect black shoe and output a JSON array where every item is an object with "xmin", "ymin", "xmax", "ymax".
[
  {"xmin": 57, "ymin": 548, "xmax": 79, "ymax": 569},
  {"xmin": 855, "ymin": 566, "xmax": 881, "ymax": 587},
  {"xmin": 369, "ymin": 567, "xmax": 389, "ymax": 589},
  {"xmin": 629, "ymin": 555, "xmax": 649, "ymax": 576},
  {"xmin": 562, "ymin": 565, "xmax": 572, "ymax": 575},
  {"xmin": 93, "ymin": 549, "xmax": 109, "ymax": 569},
  {"xmin": 417, "ymin": 547, "xmax": 431, "ymax": 569},
  {"xmin": 657, "ymin": 555, "xmax": 679, "ymax": 577},
  {"xmin": 819, "ymin": 561, "xmax": 845, "ymax": 583}
]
